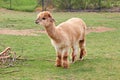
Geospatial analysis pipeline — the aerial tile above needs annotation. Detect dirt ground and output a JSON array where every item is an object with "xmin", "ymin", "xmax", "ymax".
[
  {"xmin": 86, "ymin": 27, "xmax": 115, "ymax": 34},
  {"xmin": 0, "ymin": 27, "xmax": 115, "ymax": 36}
]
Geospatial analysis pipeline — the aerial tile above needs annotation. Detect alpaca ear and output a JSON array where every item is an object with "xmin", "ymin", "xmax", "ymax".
[
  {"xmin": 48, "ymin": 14, "xmax": 52, "ymax": 18},
  {"xmin": 52, "ymin": 18, "xmax": 55, "ymax": 22},
  {"xmin": 47, "ymin": 13, "xmax": 55, "ymax": 22},
  {"xmin": 50, "ymin": 18, "xmax": 55, "ymax": 22}
]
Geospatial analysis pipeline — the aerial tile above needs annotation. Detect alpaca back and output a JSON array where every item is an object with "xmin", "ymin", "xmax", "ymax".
[{"xmin": 56, "ymin": 18, "xmax": 86, "ymax": 43}]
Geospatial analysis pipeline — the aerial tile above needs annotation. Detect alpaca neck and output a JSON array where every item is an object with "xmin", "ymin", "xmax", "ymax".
[{"xmin": 45, "ymin": 23, "xmax": 58, "ymax": 41}]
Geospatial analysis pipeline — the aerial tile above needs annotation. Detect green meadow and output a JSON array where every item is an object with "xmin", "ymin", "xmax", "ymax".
[{"xmin": 0, "ymin": 9, "xmax": 120, "ymax": 80}]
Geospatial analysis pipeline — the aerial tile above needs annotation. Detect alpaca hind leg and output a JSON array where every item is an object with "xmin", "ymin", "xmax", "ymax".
[
  {"xmin": 71, "ymin": 48, "xmax": 75, "ymax": 63},
  {"xmin": 79, "ymin": 39, "xmax": 86, "ymax": 60},
  {"xmin": 71, "ymin": 45, "xmax": 79, "ymax": 63}
]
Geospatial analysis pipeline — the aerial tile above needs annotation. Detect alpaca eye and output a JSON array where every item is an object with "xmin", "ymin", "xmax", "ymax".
[{"xmin": 42, "ymin": 18, "xmax": 46, "ymax": 20}]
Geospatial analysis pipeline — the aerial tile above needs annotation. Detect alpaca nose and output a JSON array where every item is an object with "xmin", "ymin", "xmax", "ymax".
[{"xmin": 35, "ymin": 20, "xmax": 39, "ymax": 24}]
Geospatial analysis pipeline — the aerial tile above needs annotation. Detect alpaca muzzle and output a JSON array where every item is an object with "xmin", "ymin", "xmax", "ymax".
[{"xmin": 35, "ymin": 20, "xmax": 39, "ymax": 24}]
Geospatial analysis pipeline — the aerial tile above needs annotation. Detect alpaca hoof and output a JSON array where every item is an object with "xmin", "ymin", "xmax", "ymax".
[
  {"xmin": 63, "ymin": 65, "xmax": 69, "ymax": 69},
  {"xmin": 62, "ymin": 63, "xmax": 69, "ymax": 69},
  {"xmin": 55, "ymin": 64, "xmax": 62, "ymax": 67},
  {"xmin": 70, "ymin": 60, "xmax": 75, "ymax": 64},
  {"xmin": 79, "ymin": 57, "xmax": 83, "ymax": 61}
]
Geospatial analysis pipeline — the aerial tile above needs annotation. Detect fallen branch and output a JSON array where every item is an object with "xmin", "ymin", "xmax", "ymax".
[
  {"xmin": 15, "ymin": 57, "xmax": 55, "ymax": 62},
  {"xmin": 0, "ymin": 47, "xmax": 11, "ymax": 56},
  {"xmin": 0, "ymin": 70, "xmax": 20, "ymax": 74}
]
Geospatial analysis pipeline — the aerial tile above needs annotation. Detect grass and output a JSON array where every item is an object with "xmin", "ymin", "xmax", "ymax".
[
  {"xmin": 0, "ymin": 10, "xmax": 120, "ymax": 29},
  {"xmin": 0, "ymin": 9, "xmax": 120, "ymax": 80}
]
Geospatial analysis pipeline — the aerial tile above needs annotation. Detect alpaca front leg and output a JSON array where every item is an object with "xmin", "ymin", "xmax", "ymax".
[
  {"xmin": 63, "ymin": 52, "xmax": 69, "ymax": 68},
  {"xmin": 80, "ymin": 49, "xmax": 86, "ymax": 61},
  {"xmin": 55, "ymin": 52, "xmax": 62, "ymax": 67}
]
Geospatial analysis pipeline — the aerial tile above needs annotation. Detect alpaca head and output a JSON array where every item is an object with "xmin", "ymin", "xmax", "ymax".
[{"xmin": 35, "ymin": 11, "xmax": 55, "ymax": 27}]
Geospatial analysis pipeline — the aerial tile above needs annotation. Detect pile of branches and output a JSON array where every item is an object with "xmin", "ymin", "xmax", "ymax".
[
  {"xmin": 0, "ymin": 47, "xmax": 56, "ymax": 68},
  {"xmin": 0, "ymin": 47, "xmax": 16, "ymax": 67}
]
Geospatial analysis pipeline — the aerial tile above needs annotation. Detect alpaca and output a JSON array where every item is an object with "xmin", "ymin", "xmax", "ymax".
[{"xmin": 35, "ymin": 11, "xmax": 87, "ymax": 68}]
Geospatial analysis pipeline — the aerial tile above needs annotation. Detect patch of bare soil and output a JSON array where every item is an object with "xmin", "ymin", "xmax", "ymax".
[
  {"xmin": 0, "ymin": 27, "xmax": 115, "ymax": 36},
  {"xmin": 0, "ymin": 28, "xmax": 43, "ymax": 36},
  {"xmin": 86, "ymin": 27, "xmax": 115, "ymax": 34}
]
